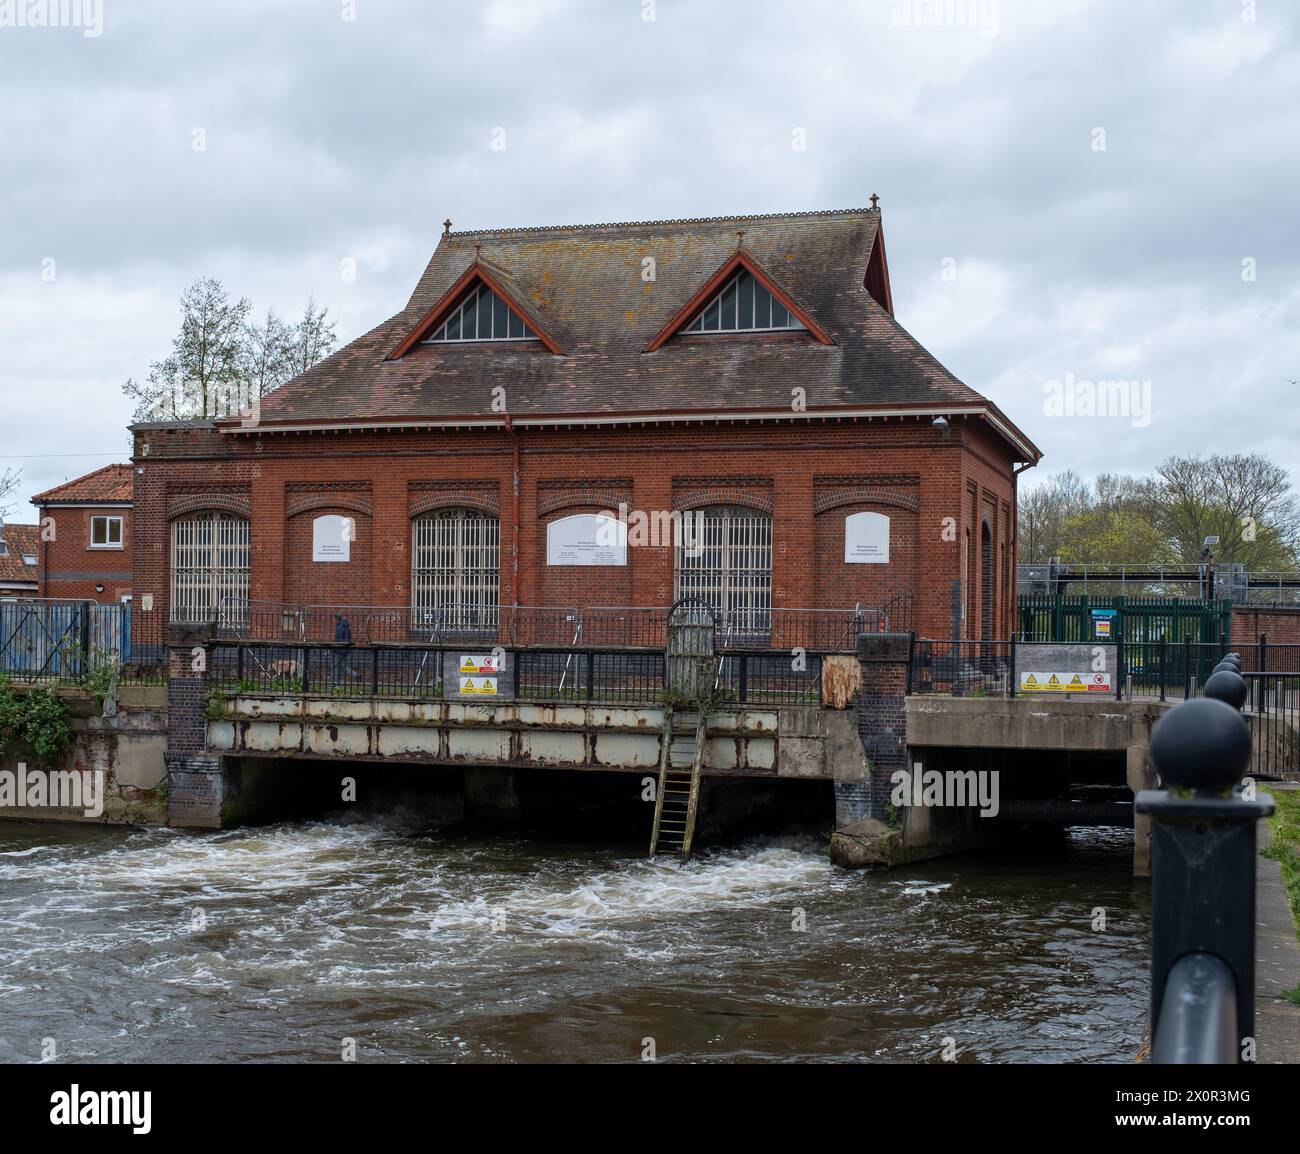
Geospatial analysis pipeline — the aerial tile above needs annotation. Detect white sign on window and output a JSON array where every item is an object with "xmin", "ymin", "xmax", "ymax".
[
  {"xmin": 312, "ymin": 515, "xmax": 354, "ymax": 562},
  {"xmin": 546, "ymin": 513, "xmax": 627, "ymax": 566},
  {"xmin": 844, "ymin": 511, "xmax": 889, "ymax": 564}
]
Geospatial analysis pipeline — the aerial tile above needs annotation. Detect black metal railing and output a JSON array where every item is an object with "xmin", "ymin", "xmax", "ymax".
[
  {"xmin": 201, "ymin": 639, "xmax": 839, "ymax": 708},
  {"xmin": 909, "ymin": 640, "xmax": 1014, "ymax": 697},
  {"xmin": 714, "ymin": 651, "xmax": 823, "ymax": 704},
  {"xmin": 203, "ymin": 601, "xmax": 885, "ymax": 654}
]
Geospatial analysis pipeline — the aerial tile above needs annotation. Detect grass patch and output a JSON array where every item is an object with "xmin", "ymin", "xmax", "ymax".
[{"xmin": 1262, "ymin": 788, "xmax": 1300, "ymax": 941}]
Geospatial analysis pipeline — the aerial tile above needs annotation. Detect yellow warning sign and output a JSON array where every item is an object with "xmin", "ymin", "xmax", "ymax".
[
  {"xmin": 1021, "ymin": 671, "xmax": 1102, "ymax": 692},
  {"xmin": 459, "ymin": 676, "xmax": 498, "ymax": 696},
  {"xmin": 459, "ymin": 655, "xmax": 500, "ymax": 675}
]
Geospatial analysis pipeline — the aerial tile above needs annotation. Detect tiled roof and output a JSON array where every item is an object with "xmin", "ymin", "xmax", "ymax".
[
  {"xmin": 31, "ymin": 463, "xmax": 133, "ymax": 504},
  {"xmin": 224, "ymin": 207, "xmax": 1036, "ymax": 458},
  {"xmin": 0, "ymin": 523, "xmax": 40, "ymax": 586}
]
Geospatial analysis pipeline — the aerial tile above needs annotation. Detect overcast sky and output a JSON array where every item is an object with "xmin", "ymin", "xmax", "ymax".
[{"xmin": 1, "ymin": 0, "xmax": 1297, "ymax": 519}]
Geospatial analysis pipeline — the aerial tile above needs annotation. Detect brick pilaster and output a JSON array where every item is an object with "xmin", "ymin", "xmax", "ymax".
[
  {"xmin": 164, "ymin": 622, "xmax": 225, "ymax": 828},
  {"xmin": 855, "ymin": 632, "xmax": 911, "ymax": 821}
]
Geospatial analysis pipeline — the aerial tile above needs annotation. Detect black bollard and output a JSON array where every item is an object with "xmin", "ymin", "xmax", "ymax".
[
  {"xmin": 1204, "ymin": 669, "xmax": 1248, "ymax": 711},
  {"xmin": 1136, "ymin": 691, "xmax": 1274, "ymax": 1062}
]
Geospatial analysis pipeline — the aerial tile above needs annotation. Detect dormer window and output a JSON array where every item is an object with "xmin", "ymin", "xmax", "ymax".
[
  {"xmin": 683, "ymin": 269, "xmax": 807, "ymax": 334},
  {"xmin": 424, "ymin": 284, "xmax": 537, "ymax": 343}
]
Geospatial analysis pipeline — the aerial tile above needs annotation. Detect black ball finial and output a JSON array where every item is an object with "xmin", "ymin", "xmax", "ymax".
[
  {"xmin": 1150, "ymin": 697, "xmax": 1252, "ymax": 791},
  {"xmin": 1204, "ymin": 669, "xmax": 1248, "ymax": 711},
  {"xmin": 1212, "ymin": 661, "xmax": 1239, "ymax": 675}
]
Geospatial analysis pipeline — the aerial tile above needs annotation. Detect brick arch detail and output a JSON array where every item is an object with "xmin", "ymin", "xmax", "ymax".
[
  {"xmin": 537, "ymin": 490, "xmax": 632, "ymax": 518},
  {"xmin": 285, "ymin": 493, "xmax": 373, "ymax": 519},
  {"xmin": 673, "ymin": 489, "xmax": 774, "ymax": 515},
  {"xmin": 812, "ymin": 487, "xmax": 920, "ymax": 515},
  {"xmin": 409, "ymin": 492, "xmax": 500, "ymax": 518},
  {"xmin": 167, "ymin": 494, "xmax": 252, "ymax": 521}
]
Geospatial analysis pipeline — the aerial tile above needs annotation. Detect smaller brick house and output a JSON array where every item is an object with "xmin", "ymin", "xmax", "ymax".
[
  {"xmin": 0, "ymin": 522, "xmax": 40, "ymax": 598},
  {"xmin": 31, "ymin": 464, "xmax": 135, "ymax": 604}
]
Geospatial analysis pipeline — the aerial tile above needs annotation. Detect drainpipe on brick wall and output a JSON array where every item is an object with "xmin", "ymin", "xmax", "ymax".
[
  {"xmin": 1012, "ymin": 460, "xmax": 1037, "ymax": 637},
  {"xmin": 503, "ymin": 413, "xmax": 521, "ymax": 606},
  {"xmin": 39, "ymin": 503, "xmax": 49, "ymax": 598}
]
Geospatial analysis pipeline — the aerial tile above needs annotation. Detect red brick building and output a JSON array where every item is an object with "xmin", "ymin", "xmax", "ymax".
[
  {"xmin": 130, "ymin": 207, "xmax": 1039, "ymax": 641},
  {"xmin": 31, "ymin": 464, "xmax": 135, "ymax": 604}
]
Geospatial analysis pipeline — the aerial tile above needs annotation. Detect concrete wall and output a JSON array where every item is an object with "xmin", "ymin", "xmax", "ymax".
[
  {"xmin": 205, "ymin": 694, "xmax": 869, "ymax": 785},
  {"xmin": 905, "ymin": 695, "xmax": 1167, "ymax": 876},
  {"xmin": 0, "ymin": 685, "xmax": 167, "ymax": 825}
]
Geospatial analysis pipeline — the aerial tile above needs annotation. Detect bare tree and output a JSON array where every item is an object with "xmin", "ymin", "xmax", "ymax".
[
  {"xmin": 0, "ymin": 466, "xmax": 20, "ymax": 519},
  {"xmin": 1017, "ymin": 470, "xmax": 1090, "ymax": 562},
  {"xmin": 288, "ymin": 296, "xmax": 337, "ymax": 378},
  {"xmin": 240, "ymin": 307, "xmax": 297, "ymax": 403}
]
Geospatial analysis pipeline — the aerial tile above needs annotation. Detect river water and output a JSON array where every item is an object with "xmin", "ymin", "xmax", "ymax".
[{"xmin": 0, "ymin": 818, "xmax": 1148, "ymax": 1063}]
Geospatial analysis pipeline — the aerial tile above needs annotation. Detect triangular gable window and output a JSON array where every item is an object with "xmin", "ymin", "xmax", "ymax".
[
  {"xmin": 424, "ymin": 283, "xmax": 537, "ymax": 343},
  {"xmin": 682, "ymin": 269, "xmax": 806, "ymax": 334}
]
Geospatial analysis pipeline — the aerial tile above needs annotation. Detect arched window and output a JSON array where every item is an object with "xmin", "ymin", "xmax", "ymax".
[
  {"xmin": 411, "ymin": 509, "xmax": 500, "ymax": 635},
  {"xmin": 674, "ymin": 505, "xmax": 772, "ymax": 638},
  {"xmin": 170, "ymin": 512, "xmax": 250, "ymax": 623}
]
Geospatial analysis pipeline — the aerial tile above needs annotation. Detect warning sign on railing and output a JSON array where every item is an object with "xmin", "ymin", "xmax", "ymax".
[
  {"xmin": 446, "ymin": 651, "xmax": 507, "ymax": 699},
  {"xmin": 1017, "ymin": 642, "xmax": 1115, "ymax": 695},
  {"xmin": 1020, "ymin": 671, "xmax": 1111, "ymax": 693},
  {"xmin": 458, "ymin": 675, "xmax": 498, "ymax": 696}
]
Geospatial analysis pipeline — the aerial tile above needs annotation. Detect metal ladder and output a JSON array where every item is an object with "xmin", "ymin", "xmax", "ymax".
[{"xmin": 648, "ymin": 707, "xmax": 708, "ymax": 861}]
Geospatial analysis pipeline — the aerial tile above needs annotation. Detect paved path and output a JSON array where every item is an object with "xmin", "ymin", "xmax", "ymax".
[{"xmin": 1257, "ymin": 784, "xmax": 1300, "ymax": 1063}]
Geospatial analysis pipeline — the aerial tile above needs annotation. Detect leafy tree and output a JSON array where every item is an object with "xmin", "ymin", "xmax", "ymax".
[
  {"xmin": 124, "ymin": 278, "xmax": 337, "ymax": 421},
  {"xmin": 1155, "ymin": 454, "xmax": 1300, "ymax": 569},
  {"xmin": 1018, "ymin": 453, "xmax": 1300, "ymax": 572}
]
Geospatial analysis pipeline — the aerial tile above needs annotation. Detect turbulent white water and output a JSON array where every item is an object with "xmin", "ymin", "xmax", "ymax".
[{"xmin": 0, "ymin": 819, "xmax": 1148, "ymax": 1063}]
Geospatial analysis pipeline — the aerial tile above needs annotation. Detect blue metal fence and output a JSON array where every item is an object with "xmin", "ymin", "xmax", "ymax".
[{"xmin": 0, "ymin": 599, "xmax": 130, "ymax": 682}]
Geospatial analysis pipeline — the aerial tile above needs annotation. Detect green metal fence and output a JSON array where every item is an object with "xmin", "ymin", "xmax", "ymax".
[{"xmin": 1016, "ymin": 594, "xmax": 1231, "ymax": 646}]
